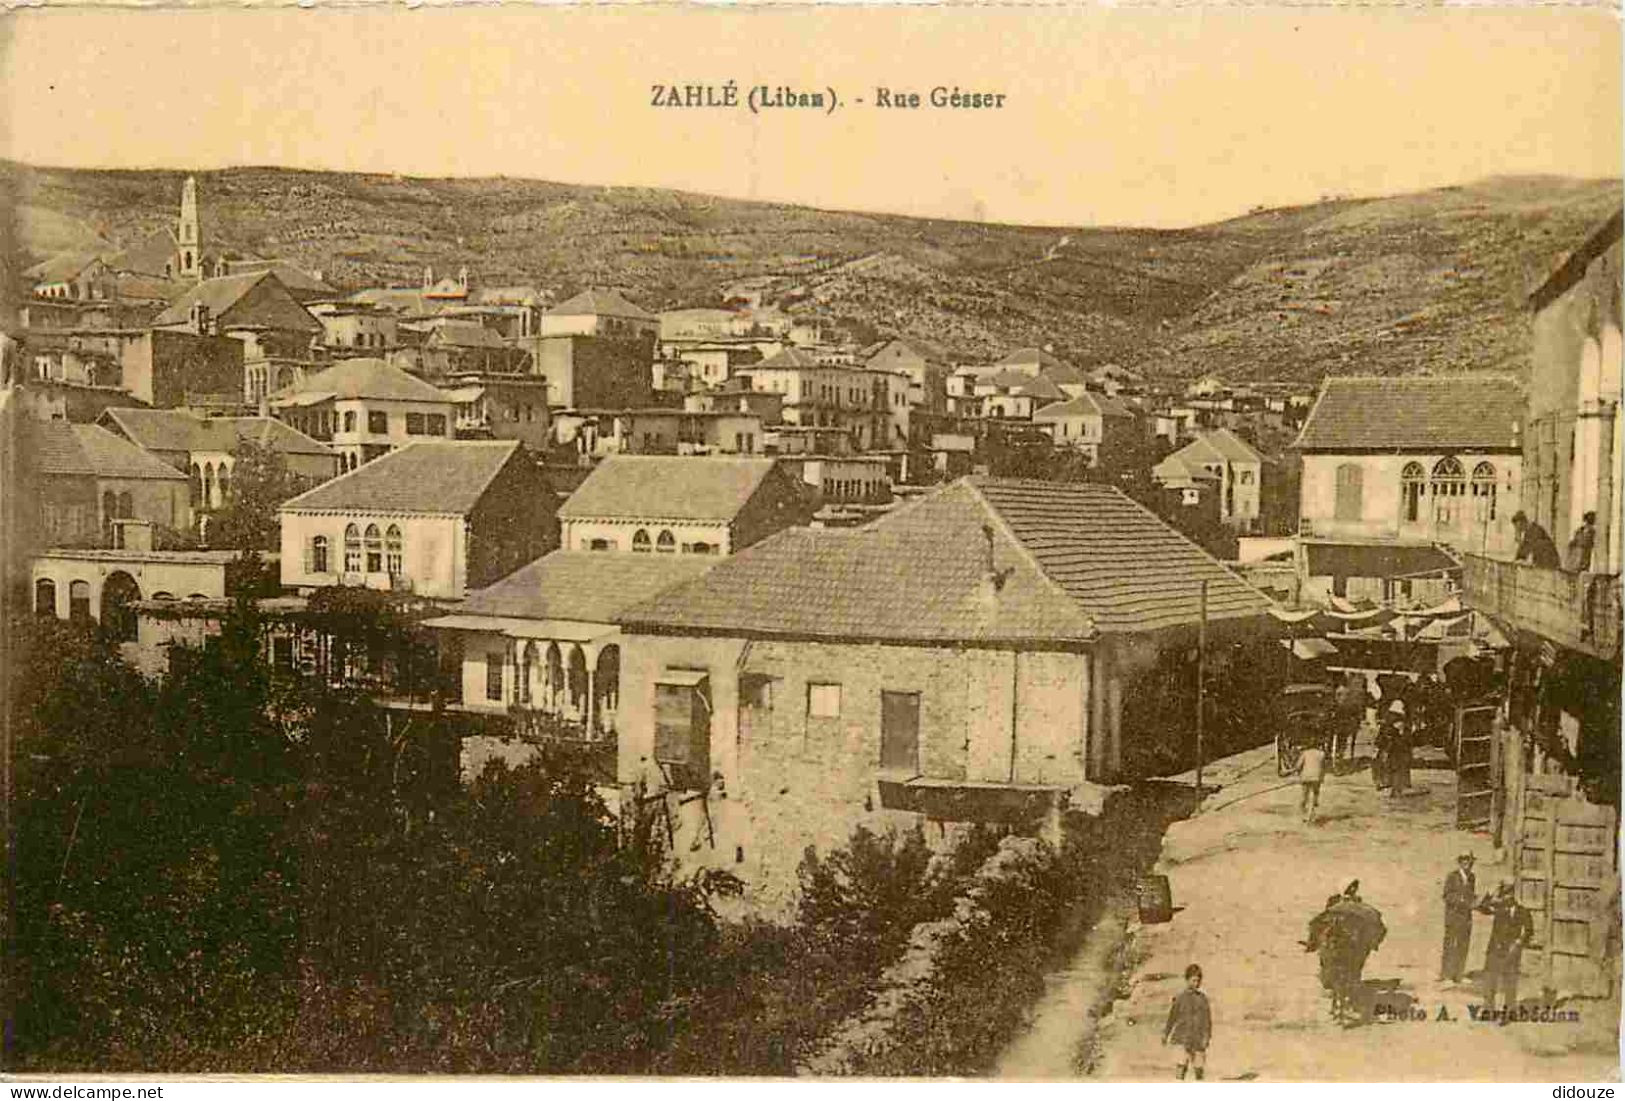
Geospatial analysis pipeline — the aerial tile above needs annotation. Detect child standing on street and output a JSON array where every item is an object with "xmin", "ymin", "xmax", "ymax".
[
  {"xmin": 1297, "ymin": 736, "xmax": 1328, "ymax": 823},
  {"xmin": 1163, "ymin": 963, "xmax": 1212, "ymax": 1080}
]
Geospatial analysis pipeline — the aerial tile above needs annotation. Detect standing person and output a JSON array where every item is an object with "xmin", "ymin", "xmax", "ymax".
[
  {"xmin": 1439, "ymin": 853, "xmax": 1477, "ymax": 983},
  {"xmin": 1297, "ymin": 736, "xmax": 1328, "ymax": 824},
  {"xmin": 1512, "ymin": 511, "xmax": 1562, "ymax": 569},
  {"xmin": 1478, "ymin": 881, "xmax": 1534, "ymax": 1015},
  {"xmin": 1163, "ymin": 963, "xmax": 1213, "ymax": 1080},
  {"xmin": 1333, "ymin": 674, "xmax": 1364, "ymax": 765},
  {"xmin": 1568, "ymin": 511, "xmax": 1597, "ymax": 572},
  {"xmin": 1389, "ymin": 703, "xmax": 1413, "ymax": 796}
]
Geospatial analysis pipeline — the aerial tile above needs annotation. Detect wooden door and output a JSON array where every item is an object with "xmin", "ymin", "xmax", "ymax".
[{"xmin": 880, "ymin": 690, "xmax": 921, "ymax": 776}]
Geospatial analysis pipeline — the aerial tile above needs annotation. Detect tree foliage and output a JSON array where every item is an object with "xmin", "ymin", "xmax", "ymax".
[
  {"xmin": 6, "ymin": 603, "xmax": 736, "ymax": 1073},
  {"xmin": 209, "ymin": 439, "xmax": 307, "ymax": 554}
]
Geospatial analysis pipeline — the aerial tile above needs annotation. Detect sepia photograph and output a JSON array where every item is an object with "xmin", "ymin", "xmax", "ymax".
[{"xmin": 0, "ymin": 3, "xmax": 1620, "ymax": 1084}]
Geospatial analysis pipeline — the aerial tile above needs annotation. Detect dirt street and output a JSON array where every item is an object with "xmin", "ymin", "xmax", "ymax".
[{"xmin": 1073, "ymin": 744, "xmax": 1622, "ymax": 1082}]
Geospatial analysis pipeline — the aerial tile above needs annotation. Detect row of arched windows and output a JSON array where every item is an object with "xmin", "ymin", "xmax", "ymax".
[
  {"xmin": 311, "ymin": 524, "xmax": 404, "ymax": 576},
  {"xmin": 190, "ymin": 461, "xmax": 232, "ymax": 510},
  {"xmin": 1399, "ymin": 458, "xmax": 1499, "ymax": 525},
  {"xmin": 632, "ymin": 529, "xmax": 677, "ymax": 553}
]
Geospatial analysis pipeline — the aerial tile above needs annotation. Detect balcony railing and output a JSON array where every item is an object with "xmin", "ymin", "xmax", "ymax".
[{"xmin": 1462, "ymin": 554, "xmax": 1622, "ymax": 660}]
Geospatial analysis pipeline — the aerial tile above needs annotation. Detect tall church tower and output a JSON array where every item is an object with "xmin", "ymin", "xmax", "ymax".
[{"xmin": 176, "ymin": 176, "xmax": 201, "ymax": 281}]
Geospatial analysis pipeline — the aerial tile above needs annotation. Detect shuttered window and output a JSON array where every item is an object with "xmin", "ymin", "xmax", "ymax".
[{"xmin": 1333, "ymin": 463, "xmax": 1364, "ymax": 521}]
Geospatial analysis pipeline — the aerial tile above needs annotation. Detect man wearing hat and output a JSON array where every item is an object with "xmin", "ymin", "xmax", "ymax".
[{"xmin": 1440, "ymin": 852, "xmax": 1477, "ymax": 983}]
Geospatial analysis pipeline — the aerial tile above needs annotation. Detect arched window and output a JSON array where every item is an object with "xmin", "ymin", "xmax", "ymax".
[
  {"xmin": 311, "ymin": 535, "xmax": 330, "ymax": 574},
  {"xmin": 202, "ymin": 463, "xmax": 216, "ymax": 509},
  {"xmin": 1431, "ymin": 457, "xmax": 1465, "ymax": 527},
  {"xmin": 518, "ymin": 642, "xmax": 535, "ymax": 706},
  {"xmin": 364, "ymin": 524, "xmax": 383, "ymax": 573},
  {"xmin": 343, "ymin": 523, "xmax": 362, "ymax": 573},
  {"xmin": 1333, "ymin": 463, "xmax": 1363, "ymax": 522},
  {"xmin": 1471, "ymin": 462, "xmax": 1498, "ymax": 523},
  {"xmin": 152, "ymin": 592, "xmax": 175, "ymax": 601},
  {"xmin": 546, "ymin": 643, "xmax": 564, "ymax": 709},
  {"xmin": 657, "ymin": 530, "xmax": 676, "ymax": 554},
  {"xmin": 385, "ymin": 525, "xmax": 403, "ymax": 577},
  {"xmin": 34, "ymin": 578, "xmax": 56, "ymax": 616},
  {"xmin": 1400, "ymin": 462, "xmax": 1425, "ymax": 524},
  {"xmin": 216, "ymin": 466, "xmax": 230, "ymax": 503},
  {"xmin": 632, "ymin": 529, "xmax": 651, "ymax": 553},
  {"xmin": 100, "ymin": 571, "xmax": 141, "ymax": 644}
]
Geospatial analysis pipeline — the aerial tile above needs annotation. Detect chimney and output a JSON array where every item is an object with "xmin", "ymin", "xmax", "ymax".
[{"xmin": 981, "ymin": 523, "xmax": 1007, "ymax": 592}]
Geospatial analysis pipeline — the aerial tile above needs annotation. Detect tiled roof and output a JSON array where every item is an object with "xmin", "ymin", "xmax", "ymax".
[
  {"xmin": 1152, "ymin": 454, "xmax": 1221, "ymax": 484},
  {"xmin": 105, "ymin": 228, "xmax": 179, "ymax": 278},
  {"xmin": 983, "ymin": 368, "xmax": 1040, "ymax": 390},
  {"xmin": 866, "ymin": 336, "xmax": 950, "ymax": 366},
  {"xmin": 1032, "ymin": 393, "xmax": 1136, "ymax": 421},
  {"xmin": 547, "ymin": 288, "xmax": 655, "ymax": 321},
  {"xmin": 621, "ymin": 477, "xmax": 1272, "ymax": 642},
  {"xmin": 971, "ymin": 479, "xmax": 1274, "ymax": 632},
  {"xmin": 456, "ymin": 550, "xmax": 717, "ymax": 624},
  {"xmin": 223, "ymin": 258, "xmax": 334, "ymax": 296},
  {"xmin": 282, "ymin": 440, "xmax": 522, "ymax": 515},
  {"xmin": 270, "ymin": 357, "xmax": 453, "ymax": 405},
  {"xmin": 559, "ymin": 455, "xmax": 783, "ymax": 522},
  {"xmin": 747, "ymin": 347, "xmax": 825, "ymax": 371},
  {"xmin": 1015, "ymin": 375, "xmax": 1068, "ymax": 402},
  {"xmin": 1163, "ymin": 428, "xmax": 1264, "ymax": 470},
  {"xmin": 349, "ymin": 287, "xmax": 433, "ymax": 315},
  {"xmin": 1293, "ymin": 376, "xmax": 1524, "ymax": 452},
  {"xmin": 429, "ymin": 320, "xmax": 507, "ymax": 348},
  {"xmin": 25, "ymin": 249, "xmax": 104, "ymax": 284},
  {"xmin": 33, "ymin": 421, "xmax": 190, "ymax": 481},
  {"xmin": 996, "ymin": 347, "xmax": 1070, "ymax": 373},
  {"xmin": 1198, "ymin": 428, "xmax": 1265, "ymax": 464},
  {"xmin": 154, "ymin": 271, "xmax": 320, "ymax": 331},
  {"xmin": 102, "ymin": 408, "xmax": 334, "ymax": 458}
]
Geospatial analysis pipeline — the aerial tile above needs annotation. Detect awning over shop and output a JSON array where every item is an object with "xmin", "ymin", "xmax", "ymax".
[
  {"xmin": 1284, "ymin": 637, "xmax": 1340, "ymax": 660},
  {"xmin": 1304, "ymin": 543, "xmax": 1462, "ymax": 582}
]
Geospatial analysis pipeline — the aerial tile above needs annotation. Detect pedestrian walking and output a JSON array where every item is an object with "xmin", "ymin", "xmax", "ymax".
[
  {"xmin": 1478, "ymin": 881, "xmax": 1533, "ymax": 1015},
  {"xmin": 1439, "ymin": 852, "xmax": 1477, "ymax": 983},
  {"xmin": 1297, "ymin": 737, "xmax": 1327, "ymax": 823},
  {"xmin": 1163, "ymin": 963, "xmax": 1212, "ymax": 1080}
]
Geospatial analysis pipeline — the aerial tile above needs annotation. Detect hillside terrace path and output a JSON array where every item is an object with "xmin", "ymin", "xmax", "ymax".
[{"xmin": 997, "ymin": 743, "xmax": 1620, "ymax": 1081}]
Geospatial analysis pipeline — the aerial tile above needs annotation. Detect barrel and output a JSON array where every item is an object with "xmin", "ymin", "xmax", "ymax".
[{"xmin": 1137, "ymin": 874, "xmax": 1174, "ymax": 924}]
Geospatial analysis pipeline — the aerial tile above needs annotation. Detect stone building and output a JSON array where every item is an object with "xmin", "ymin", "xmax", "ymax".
[
  {"xmin": 613, "ymin": 477, "xmax": 1274, "ymax": 906},
  {"xmin": 279, "ymin": 439, "xmax": 557, "ymax": 601},
  {"xmin": 556, "ymin": 454, "xmax": 811, "ymax": 556}
]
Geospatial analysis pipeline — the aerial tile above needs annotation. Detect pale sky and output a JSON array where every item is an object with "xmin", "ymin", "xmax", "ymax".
[{"xmin": 3, "ymin": 6, "xmax": 1620, "ymax": 228}]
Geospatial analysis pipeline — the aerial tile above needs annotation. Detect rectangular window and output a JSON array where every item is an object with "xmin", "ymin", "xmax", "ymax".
[
  {"xmin": 807, "ymin": 682, "xmax": 842, "ymax": 719},
  {"xmin": 405, "ymin": 412, "xmax": 425, "ymax": 435},
  {"xmin": 426, "ymin": 414, "xmax": 446, "ymax": 435},
  {"xmin": 311, "ymin": 537, "xmax": 328, "ymax": 573},
  {"xmin": 485, "ymin": 655, "xmax": 504, "ymax": 701},
  {"xmin": 344, "ymin": 411, "xmax": 357, "ymax": 433},
  {"xmin": 881, "ymin": 691, "xmax": 921, "ymax": 773},
  {"xmin": 367, "ymin": 411, "xmax": 388, "ymax": 435}
]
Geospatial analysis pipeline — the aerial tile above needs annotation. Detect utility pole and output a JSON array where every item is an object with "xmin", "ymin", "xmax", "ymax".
[{"xmin": 1195, "ymin": 578, "xmax": 1209, "ymax": 799}]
